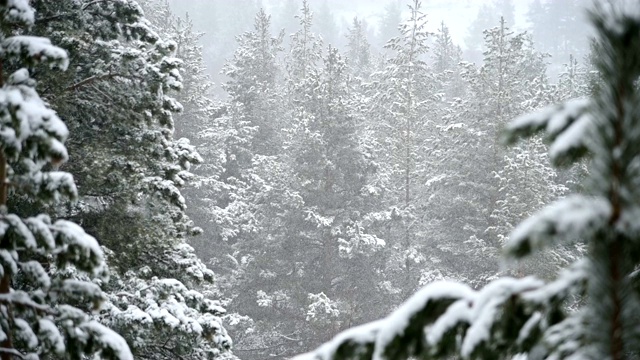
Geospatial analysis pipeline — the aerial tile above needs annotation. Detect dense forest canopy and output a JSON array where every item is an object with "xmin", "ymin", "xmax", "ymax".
[{"xmin": 1, "ymin": 0, "xmax": 637, "ymax": 360}]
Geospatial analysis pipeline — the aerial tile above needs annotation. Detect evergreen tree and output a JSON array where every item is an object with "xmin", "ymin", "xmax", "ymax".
[
  {"xmin": 374, "ymin": 0, "xmax": 432, "ymax": 210},
  {"xmin": 432, "ymin": 22, "xmax": 464, "ymax": 99},
  {"xmin": 452, "ymin": 18, "xmax": 558, "ymax": 271},
  {"xmin": 220, "ymin": 4, "xmax": 389, "ymax": 355},
  {"xmin": 223, "ymin": 8, "xmax": 284, "ymax": 156},
  {"xmin": 345, "ymin": 17, "xmax": 372, "ymax": 80},
  {"xmin": 432, "ymin": 22, "xmax": 460, "ymax": 75},
  {"xmin": 25, "ymin": 0, "xmax": 235, "ymax": 358},
  {"xmin": 465, "ymin": 0, "xmax": 515, "ymax": 62},
  {"xmin": 366, "ymin": 0, "xmax": 437, "ymax": 296},
  {"xmin": 179, "ymin": 5, "xmax": 292, "ymax": 359},
  {"xmin": 286, "ymin": 0, "xmax": 323, "ymax": 93},
  {"xmin": 556, "ymin": 54, "xmax": 589, "ymax": 100},
  {"xmin": 188, "ymin": 6, "xmax": 284, "ymax": 277},
  {"xmin": 281, "ymin": 44, "xmax": 386, "ymax": 337},
  {"xmin": 0, "ymin": 1, "xmax": 132, "ymax": 359}
]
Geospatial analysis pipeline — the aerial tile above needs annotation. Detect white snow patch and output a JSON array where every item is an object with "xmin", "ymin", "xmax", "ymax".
[
  {"xmin": 373, "ymin": 282, "xmax": 474, "ymax": 360},
  {"xmin": 549, "ymin": 114, "xmax": 593, "ymax": 163},
  {"xmin": 5, "ymin": 0, "xmax": 35, "ymax": 25},
  {"xmin": 507, "ymin": 195, "xmax": 610, "ymax": 254},
  {"xmin": 546, "ymin": 98, "xmax": 590, "ymax": 135},
  {"xmin": 2, "ymin": 36, "xmax": 69, "ymax": 70},
  {"xmin": 460, "ymin": 277, "xmax": 543, "ymax": 357}
]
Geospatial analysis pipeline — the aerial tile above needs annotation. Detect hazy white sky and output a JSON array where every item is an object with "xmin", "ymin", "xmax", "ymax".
[
  {"xmin": 168, "ymin": 0, "xmax": 591, "ymax": 95},
  {"xmin": 264, "ymin": 0, "xmax": 534, "ymax": 48}
]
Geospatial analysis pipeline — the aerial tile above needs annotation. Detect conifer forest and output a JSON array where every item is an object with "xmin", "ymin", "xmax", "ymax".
[{"xmin": 3, "ymin": 0, "xmax": 640, "ymax": 359}]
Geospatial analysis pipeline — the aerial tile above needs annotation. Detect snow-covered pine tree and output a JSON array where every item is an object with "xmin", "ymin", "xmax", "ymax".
[
  {"xmin": 375, "ymin": 0, "xmax": 432, "ymax": 210},
  {"xmin": 188, "ymin": 5, "xmax": 283, "ymax": 283},
  {"xmin": 345, "ymin": 17, "xmax": 372, "ymax": 80},
  {"xmin": 434, "ymin": 18, "xmax": 562, "ymax": 281},
  {"xmin": 366, "ymin": 0, "xmax": 439, "ymax": 297},
  {"xmin": 482, "ymin": 20, "xmax": 570, "ymax": 280},
  {"xmin": 223, "ymin": 7, "xmax": 284, "ymax": 156},
  {"xmin": 137, "ymin": 0, "xmax": 220, "ymax": 255},
  {"xmin": 147, "ymin": 7, "xmax": 288, "ymax": 359},
  {"xmin": 292, "ymin": 2, "xmax": 640, "ymax": 359},
  {"xmin": 24, "ymin": 1, "xmax": 235, "ymax": 358},
  {"xmin": 227, "ymin": 34, "xmax": 387, "ymax": 358},
  {"xmin": 432, "ymin": 22, "xmax": 460, "ymax": 75},
  {"xmin": 431, "ymin": 22, "xmax": 465, "ymax": 99},
  {"xmin": 146, "ymin": 1, "xmax": 216, "ymax": 140},
  {"xmin": 286, "ymin": 0, "xmax": 323, "ymax": 100},
  {"xmin": 556, "ymin": 55, "xmax": 587, "ymax": 101},
  {"xmin": 0, "ymin": 1, "xmax": 131, "ymax": 359}
]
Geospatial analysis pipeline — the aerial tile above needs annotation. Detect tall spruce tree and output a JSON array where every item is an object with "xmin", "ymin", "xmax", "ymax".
[
  {"xmin": 465, "ymin": 0, "xmax": 515, "ymax": 63},
  {"xmin": 222, "ymin": 4, "xmax": 389, "ymax": 355},
  {"xmin": 345, "ymin": 18, "xmax": 372, "ymax": 80},
  {"xmin": 434, "ymin": 18, "xmax": 563, "ymax": 280},
  {"xmin": 23, "ymin": 0, "xmax": 235, "ymax": 358},
  {"xmin": 0, "ymin": 1, "xmax": 132, "ymax": 359},
  {"xmin": 223, "ymin": 8, "xmax": 284, "ymax": 156},
  {"xmin": 432, "ymin": 22, "xmax": 465, "ymax": 99},
  {"xmin": 367, "ymin": 0, "xmax": 438, "ymax": 296}
]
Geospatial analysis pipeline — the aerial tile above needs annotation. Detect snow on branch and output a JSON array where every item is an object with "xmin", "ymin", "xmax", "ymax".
[
  {"xmin": 505, "ymin": 195, "xmax": 610, "ymax": 258},
  {"xmin": 73, "ymin": 320, "xmax": 133, "ymax": 360},
  {"xmin": 2, "ymin": 0, "xmax": 35, "ymax": 26},
  {"xmin": 503, "ymin": 98, "xmax": 593, "ymax": 166},
  {"xmin": 293, "ymin": 275, "xmax": 580, "ymax": 360},
  {"xmin": 0, "ymin": 70, "xmax": 69, "ymax": 164},
  {"xmin": 2, "ymin": 36, "xmax": 69, "ymax": 70}
]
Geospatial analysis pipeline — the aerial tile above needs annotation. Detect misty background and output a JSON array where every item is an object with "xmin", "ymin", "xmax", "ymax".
[{"xmin": 166, "ymin": 0, "xmax": 591, "ymax": 95}]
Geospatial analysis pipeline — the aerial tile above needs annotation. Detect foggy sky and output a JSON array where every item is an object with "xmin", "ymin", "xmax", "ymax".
[
  {"xmin": 260, "ymin": 0, "xmax": 535, "ymax": 49},
  {"xmin": 167, "ymin": 0, "xmax": 591, "ymax": 93}
]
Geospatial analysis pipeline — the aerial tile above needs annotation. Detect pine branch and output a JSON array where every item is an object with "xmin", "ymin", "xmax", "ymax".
[
  {"xmin": 0, "ymin": 348, "xmax": 23, "ymax": 359},
  {"xmin": 64, "ymin": 73, "xmax": 118, "ymax": 92}
]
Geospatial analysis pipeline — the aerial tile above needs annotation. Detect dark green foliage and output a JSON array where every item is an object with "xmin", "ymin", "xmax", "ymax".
[{"xmin": 0, "ymin": 1, "xmax": 133, "ymax": 359}]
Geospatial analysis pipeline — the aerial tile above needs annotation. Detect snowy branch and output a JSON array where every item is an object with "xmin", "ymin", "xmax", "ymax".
[
  {"xmin": 0, "ymin": 293, "xmax": 54, "ymax": 314},
  {"xmin": 0, "ymin": 348, "xmax": 24, "ymax": 359}
]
